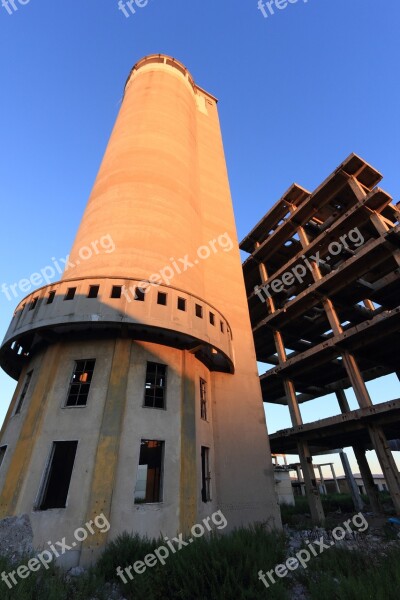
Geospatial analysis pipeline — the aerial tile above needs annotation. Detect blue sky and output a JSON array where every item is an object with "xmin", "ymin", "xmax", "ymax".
[{"xmin": 0, "ymin": 0, "xmax": 399, "ymax": 477}]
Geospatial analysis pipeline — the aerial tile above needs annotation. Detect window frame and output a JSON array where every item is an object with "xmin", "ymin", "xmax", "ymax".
[
  {"xmin": 64, "ymin": 359, "xmax": 96, "ymax": 408},
  {"xmin": 134, "ymin": 439, "xmax": 165, "ymax": 504},
  {"xmin": 143, "ymin": 361, "xmax": 167, "ymax": 410},
  {"xmin": 14, "ymin": 370, "xmax": 33, "ymax": 415}
]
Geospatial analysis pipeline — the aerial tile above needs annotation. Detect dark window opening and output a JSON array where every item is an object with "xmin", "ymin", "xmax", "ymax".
[
  {"xmin": 65, "ymin": 359, "xmax": 96, "ymax": 407},
  {"xmin": 135, "ymin": 287, "xmax": 145, "ymax": 301},
  {"xmin": 200, "ymin": 379, "xmax": 207, "ymax": 420},
  {"xmin": 209, "ymin": 312, "xmax": 215, "ymax": 326},
  {"xmin": 88, "ymin": 285, "xmax": 100, "ymax": 299},
  {"xmin": 38, "ymin": 441, "xmax": 78, "ymax": 510},
  {"xmin": 15, "ymin": 370, "xmax": 33, "ymax": 415},
  {"xmin": 177, "ymin": 297, "xmax": 186, "ymax": 311},
  {"xmin": 64, "ymin": 287, "xmax": 76, "ymax": 301},
  {"xmin": 47, "ymin": 291, "xmax": 56, "ymax": 304},
  {"xmin": 220, "ymin": 321, "xmax": 224, "ymax": 333},
  {"xmin": 111, "ymin": 286, "xmax": 122, "ymax": 299},
  {"xmin": 195, "ymin": 304, "xmax": 203, "ymax": 318},
  {"xmin": 157, "ymin": 292, "xmax": 167, "ymax": 306},
  {"xmin": 201, "ymin": 446, "xmax": 211, "ymax": 502},
  {"xmin": 29, "ymin": 297, "xmax": 38, "ymax": 311},
  {"xmin": 134, "ymin": 440, "xmax": 164, "ymax": 504},
  {"xmin": 0, "ymin": 446, "xmax": 7, "ymax": 470},
  {"xmin": 144, "ymin": 362, "xmax": 167, "ymax": 409}
]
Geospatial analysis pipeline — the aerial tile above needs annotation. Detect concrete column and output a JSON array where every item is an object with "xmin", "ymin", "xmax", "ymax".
[
  {"xmin": 353, "ymin": 445, "xmax": 381, "ymax": 513},
  {"xmin": 339, "ymin": 450, "xmax": 364, "ymax": 512},
  {"xmin": 297, "ymin": 442, "xmax": 325, "ymax": 524},
  {"xmin": 317, "ymin": 465, "xmax": 326, "ymax": 495},
  {"xmin": 330, "ymin": 464, "xmax": 341, "ymax": 494},
  {"xmin": 367, "ymin": 425, "xmax": 400, "ymax": 514},
  {"xmin": 336, "ymin": 389, "xmax": 351, "ymax": 413}
]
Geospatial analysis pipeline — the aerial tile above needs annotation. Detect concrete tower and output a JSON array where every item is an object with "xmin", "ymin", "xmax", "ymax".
[{"xmin": 0, "ymin": 55, "xmax": 280, "ymax": 567}]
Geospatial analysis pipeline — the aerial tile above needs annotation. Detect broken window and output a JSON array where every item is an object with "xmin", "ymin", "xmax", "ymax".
[
  {"xmin": 38, "ymin": 441, "xmax": 78, "ymax": 510},
  {"xmin": 201, "ymin": 446, "xmax": 211, "ymax": 502},
  {"xmin": 65, "ymin": 359, "xmax": 96, "ymax": 407},
  {"xmin": 200, "ymin": 378, "xmax": 207, "ymax": 420},
  {"xmin": 134, "ymin": 440, "xmax": 164, "ymax": 503},
  {"xmin": 144, "ymin": 362, "xmax": 167, "ymax": 409},
  {"xmin": 15, "ymin": 370, "xmax": 33, "ymax": 415}
]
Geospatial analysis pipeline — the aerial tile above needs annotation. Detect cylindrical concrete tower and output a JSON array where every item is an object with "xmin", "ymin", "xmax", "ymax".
[{"xmin": 0, "ymin": 55, "xmax": 280, "ymax": 568}]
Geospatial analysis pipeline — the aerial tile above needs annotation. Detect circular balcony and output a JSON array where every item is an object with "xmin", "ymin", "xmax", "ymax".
[{"xmin": 0, "ymin": 277, "xmax": 234, "ymax": 379}]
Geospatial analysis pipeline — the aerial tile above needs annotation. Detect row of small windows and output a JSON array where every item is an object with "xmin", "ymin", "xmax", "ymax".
[
  {"xmin": 14, "ymin": 361, "xmax": 209, "ymax": 420},
  {"xmin": 0, "ymin": 439, "xmax": 212, "ymax": 509},
  {"xmin": 23, "ymin": 286, "xmax": 227, "ymax": 333}
]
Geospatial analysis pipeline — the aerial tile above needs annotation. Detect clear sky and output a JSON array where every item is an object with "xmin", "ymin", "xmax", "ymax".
[{"xmin": 0, "ymin": 0, "xmax": 399, "ymax": 478}]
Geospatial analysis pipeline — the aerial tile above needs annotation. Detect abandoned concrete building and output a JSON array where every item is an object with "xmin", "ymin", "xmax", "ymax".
[{"xmin": 241, "ymin": 154, "xmax": 400, "ymax": 523}]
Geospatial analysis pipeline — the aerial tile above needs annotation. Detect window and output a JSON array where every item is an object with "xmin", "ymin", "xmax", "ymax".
[
  {"xmin": 157, "ymin": 292, "xmax": 167, "ymax": 306},
  {"xmin": 0, "ymin": 446, "xmax": 7, "ymax": 470},
  {"xmin": 88, "ymin": 285, "xmax": 99, "ymax": 299},
  {"xmin": 144, "ymin": 362, "xmax": 167, "ymax": 409},
  {"xmin": 134, "ymin": 440, "xmax": 164, "ymax": 503},
  {"xmin": 38, "ymin": 441, "xmax": 78, "ymax": 510},
  {"xmin": 201, "ymin": 446, "xmax": 211, "ymax": 502},
  {"xmin": 177, "ymin": 297, "xmax": 186, "ymax": 311},
  {"xmin": 15, "ymin": 370, "xmax": 33, "ymax": 415},
  {"xmin": 195, "ymin": 304, "xmax": 203, "ymax": 318},
  {"xmin": 29, "ymin": 297, "xmax": 38, "ymax": 311},
  {"xmin": 220, "ymin": 321, "xmax": 224, "ymax": 333},
  {"xmin": 47, "ymin": 291, "xmax": 56, "ymax": 304},
  {"xmin": 65, "ymin": 359, "xmax": 96, "ymax": 407},
  {"xmin": 135, "ymin": 287, "xmax": 145, "ymax": 301},
  {"xmin": 200, "ymin": 379, "xmax": 207, "ymax": 420},
  {"xmin": 111, "ymin": 286, "xmax": 122, "ymax": 299},
  {"xmin": 209, "ymin": 312, "xmax": 215, "ymax": 326},
  {"xmin": 64, "ymin": 287, "xmax": 76, "ymax": 301}
]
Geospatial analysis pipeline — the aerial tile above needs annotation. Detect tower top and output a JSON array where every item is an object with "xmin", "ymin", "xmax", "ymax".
[{"xmin": 124, "ymin": 54, "xmax": 218, "ymax": 102}]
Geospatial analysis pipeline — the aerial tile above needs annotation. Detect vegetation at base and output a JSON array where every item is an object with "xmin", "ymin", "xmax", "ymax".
[{"xmin": 295, "ymin": 544, "xmax": 400, "ymax": 600}]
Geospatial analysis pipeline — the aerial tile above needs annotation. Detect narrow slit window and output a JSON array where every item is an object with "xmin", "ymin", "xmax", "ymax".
[
  {"xmin": 64, "ymin": 287, "xmax": 76, "ymax": 301},
  {"xmin": 88, "ymin": 285, "xmax": 100, "ymax": 299},
  {"xmin": 200, "ymin": 378, "xmax": 207, "ymax": 421},
  {"xmin": 177, "ymin": 297, "xmax": 186, "ymax": 311},
  {"xmin": 65, "ymin": 359, "xmax": 96, "ymax": 407},
  {"xmin": 144, "ymin": 362, "xmax": 167, "ymax": 409},
  {"xmin": 201, "ymin": 446, "xmax": 211, "ymax": 502},
  {"xmin": 195, "ymin": 304, "xmax": 203, "ymax": 318},
  {"xmin": 134, "ymin": 440, "xmax": 164, "ymax": 504},
  {"xmin": 135, "ymin": 287, "xmax": 145, "ymax": 301},
  {"xmin": 38, "ymin": 441, "xmax": 78, "ymax": 510},
  {"xmin": 47, "ymin": 291, "xmax": 56, "ymax": 304},
  {"xmin": 29, "ymin": 297, "xmax": 38, "ymax": 311},
  {"xmin": 0, "ymin": 446, "xmax": 7, "ymax": 470},
  {"xmin": 220, "ymin": 321, "xmax": 224, "ymax": 333},
  {"xmin": 15, "ymin": 370, "xmax": 33, "ymax": 415},
  {"xmin": 111, "ymin": 286, "xmax": 122, "ymax": 299},
  {"xmin": 157, "ymin": 292, "xmax": 167, "ymax": 306},
  {"xmin": 209, "ymin": 312, "xmax": 215, "ymax": 326}
]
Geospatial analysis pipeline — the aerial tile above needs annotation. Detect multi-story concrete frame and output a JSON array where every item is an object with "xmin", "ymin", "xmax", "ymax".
[
  {"xmin": 241, "ymin": 154, "xmax": 400, "ymax": 522},
  {"xmin": 0, "ymin": 55, "xmax": 280, "ymax": 567}
]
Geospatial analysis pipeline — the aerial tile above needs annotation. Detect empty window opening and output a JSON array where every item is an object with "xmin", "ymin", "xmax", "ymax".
[
  {"xmin": 134, "ymin": 440, "xmax": 164, "ymax": 504},
  {"xmin": 200, "ymin": 379, "xmax": 207, "ymax": 421},
  {"xmin": 88, "ymin": 285, "xmax": 100, "ymax": 299},
  {"xmin": 157, "ymin": 292, "xmax": 167, "ymax": 306},
  {"xmin": 220, "ymin": 321, "xmax": 225, "ymax": 333},
  {"xmin": 64, "ymin": 287, "xmax": 76, "ymax": 301},
  {"xmin": 201, "ymin": 446, "xmax": 211, "ymax": 502},
  {"xmin": 135, "ymin": 287, "xmax": 145, "ymax": 301},
  {"xmin": 15, "ymin": 370, "xmax": 33, "ymax": 415},
  {"xmin": 29, "ymin": 297, "xmax": 38, "ymax": 311},
  {"xmin": 47, "ymin": 291, "xmax": 56, "ymax": 304},
  {"xmin": 209, "ymin": 312, "xmax": 215, "ymax": 326},
  {"xmin": 144, "ymin": 362, "xmax": 167, "ymax": 409},
  {"xmin": 177, "ymin": 297, "xmax": 186, "ymax": 311},
  {"xmin": 0, "ymin": 446, "xmax": 7, "ymax": 470},
  {"xmin": 38, "ymin": 441, "xmax": 78, "ymax": 510},
  {"xmin": 111, "ymin": 286, "xmax": 122, "ymax": 299},
  {"xmin": 195, "ymin": 304, "xmax": 203, "ymax": 318},
  {"xmin": 65, "ymin": 359, "xmax": 96, "ymax": 407}
]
